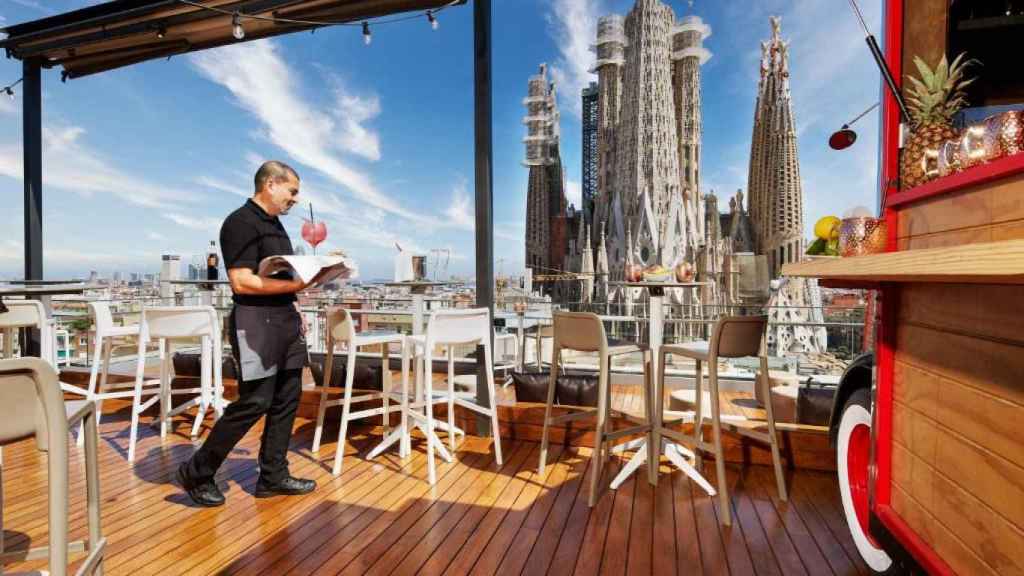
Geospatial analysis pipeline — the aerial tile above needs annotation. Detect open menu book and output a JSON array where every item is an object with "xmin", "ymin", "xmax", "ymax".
[{"xmin": 257, "ymin": 254, "xmax": 359, "ymax": 289}]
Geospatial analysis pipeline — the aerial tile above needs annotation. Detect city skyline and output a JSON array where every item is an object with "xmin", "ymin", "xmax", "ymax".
[{"xmin": 0, "ymin": 0, "xmax": 882, "ymax": 280}]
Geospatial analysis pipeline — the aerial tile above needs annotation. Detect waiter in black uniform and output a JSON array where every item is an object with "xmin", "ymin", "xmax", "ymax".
[{"xmin": 177, "ymin": 160, "xmax": 316, "ymax": 507}]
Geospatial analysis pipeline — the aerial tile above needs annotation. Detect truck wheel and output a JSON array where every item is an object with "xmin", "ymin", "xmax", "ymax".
[{"xmin": 837, "ymin": 388, "xmax": 893, "ymax": 573}]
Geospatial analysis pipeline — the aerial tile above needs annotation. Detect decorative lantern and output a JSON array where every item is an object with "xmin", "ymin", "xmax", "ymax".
[
  {"xmin": 839, "ymin": 217, "xmax": 888, "ymax": 257},
  {"xmin": 937, "ymin": 139, "xmax": 962, "ymax": 177}
]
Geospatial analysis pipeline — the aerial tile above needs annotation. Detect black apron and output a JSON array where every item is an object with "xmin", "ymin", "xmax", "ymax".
[{"xmin": 229, "ymin": 304, "xmax": 306, "ymax": 382}]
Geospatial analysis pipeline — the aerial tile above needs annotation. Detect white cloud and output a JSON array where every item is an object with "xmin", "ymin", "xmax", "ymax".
[
  {"xmin": 0, "ymin": 124, "xmax": 198, "ymax": 209},
  {"xmin": 147, "ymin": 232, "xmax": 166, "ymax": 241},
  {"xmin": 444, "ymin": 177, "xmax": 473, "ymax": 230},
  {"xmin": 331, "ymin": 82, "xmax": 382, "ymax": 161},
  {"xmin": 163, "ymin": 213, "xmax": 222, "ymax": 233},
  {"xmin": 545, "ymin": 0, "xmax": 603, "ymax": 119},
  {"xmin": 190, "ymin": 41, "xmax": 430, "ymax": 224},
  {"xmin": 564, "ymin": 179, "xmax": 582, "ymax": 209},
  {"xmin": 197, "ymin": 175, "xmax": 249, "ymax": 198}
]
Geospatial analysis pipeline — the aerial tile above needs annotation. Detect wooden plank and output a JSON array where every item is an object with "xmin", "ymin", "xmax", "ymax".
[
  {"xmin": 413, "ymin": 444, "xmax": 543, "ymax": 576},
  {"xmin": 651, "ymin": 461, "xmax": 677, "ymax": 576},
  {"xmin": 511, "ymin": 447, "xmax": 590, "ymax": 575},
  {"xmin": 599, "ymin": 466, "xmax": 636, "ymax": 576},
  {"xmin": 896, "ymin": 323, "xmax": 1024, "ymax": 406},
  {"xmin": 783, "ymin": 470, "xmax": 860, "ymax": 576},
  {"xmin": 387, "ymin": 442, "xmax": 536, "ymax": 576},
  {"xmin": 891, "ymin": 483, "xmax": 1001, "ymax": 576},
  {"xmin": 750, "ymin": 465, "xmax": 832, "ymax": 576},
  {"xmin": 782, "ymin": 239, "xmax": 1024, "ymax": 284},
  {"xmin": 728, "ymin": 467, "xmax": 782, "ymax": 576},
  {"xmin": 797, "ymin": 473, "xmax": 870, "ymax": 576},
  {"xmin": 672, "ymin": 470, "xmax": 712, "ymax": 576},
  {"xmin": 686, "ymin": 464, "xmax": 728, "ymax": 576},
  {"xmin": 896, "ymin": 360, "xmax": 1024, "ymax": 469},
  {"xmin": 898, "ymin": 219, "xmax": 1024, "ymax": 250},
  {"xmin": 626, "ymin": 469, "xmax": 654, "ymax": 576},
  {"xmin": 900, "ymin": 283, "xmax": 1024, "ymax": 347},
  {"xmin": 709, "ymin": 464, "xmax": 757, "ymax": 576},
  {"xmin": 571, "ymin": 459, "xmax": 622, "ymax": 575},
  {"xmin": 895, "ymin": 170, "xmax": 1024, "ymax": 237},
  {"xmin": 741, "ymin": 467, "xmax": 809, "ymax": 576}
]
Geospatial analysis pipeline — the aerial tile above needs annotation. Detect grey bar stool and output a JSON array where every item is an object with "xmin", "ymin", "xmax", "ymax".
[
  {"xmin": 538, "ymin": 311, "xmax": 657, "ymax": 507},
  {"xmin": 657, "ymin": 315, "xmax": 787, "ymax": 526},
  {"xmin": 0, "ymin": 357, "xmax": 105, "ymax": 576}
]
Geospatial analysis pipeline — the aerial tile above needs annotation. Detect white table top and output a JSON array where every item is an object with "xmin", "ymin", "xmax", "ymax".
[{"xmin": 0, "ymin": 285, "xmax": 86, "ymax": 297}]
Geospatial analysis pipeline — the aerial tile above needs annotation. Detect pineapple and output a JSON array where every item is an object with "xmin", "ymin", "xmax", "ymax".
[{"xmin": 900, "ymin": 52, "xmax": 977, "ymax": 189}]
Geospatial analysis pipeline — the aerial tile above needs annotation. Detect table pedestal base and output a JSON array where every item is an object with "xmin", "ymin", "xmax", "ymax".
[{"xmin": 610, "ymin": 438, "xmax": 716, "ymax": 496}]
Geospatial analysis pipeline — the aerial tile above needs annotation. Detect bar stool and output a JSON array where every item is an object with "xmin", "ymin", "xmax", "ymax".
[
  {"xmin": 525, "ymin": 323, "xmax": 553, "ymax": 369},
  {"xmin": 538, "ymin": 311, "xmax": 657, "ymax": 507},
  {"xmin": 407, "ymin": 308, "xmax": 503, "ymax": 485},
  {"xmin": 657, "ymin": 315, "xmax": 787, "ymax": 526},
  {"xmin": 0, "ymin": 357, "xmax": 106, "ymax": 576},
  {"xmin": 0, "ymin": 300, "xmax": 59, "ymax": 371},
  {"xmin": 76, "ymin": 301, "xmax": 145, "ymax": 444},
  {"xmin": 128, "ymin": 306, "xmax": 224, "ymax": 463},
  {"xmin": 311, "ymin": 307, "xmax": 409, "ymax": 476}
]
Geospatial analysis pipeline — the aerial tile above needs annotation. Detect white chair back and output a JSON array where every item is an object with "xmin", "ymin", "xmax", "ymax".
[
  {"xmin": 141, "ymin": 306, "xmax": 218, "ymax": 341},
  {"xmin": 88, "ymin": 301, "xmax": 115, "ymax": 333},
  {"xmin": 425, "ymin": 308, "xmax": 491, "ymax": 349},
  {"xmin": 0, "ymin": 300, "xmax": 47, "ymax": 330}
]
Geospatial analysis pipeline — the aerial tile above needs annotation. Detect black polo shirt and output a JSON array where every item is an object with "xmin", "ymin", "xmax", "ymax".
[{"xmin": 220, "ymin": 199, "xmax": 296, "ymax": 307}]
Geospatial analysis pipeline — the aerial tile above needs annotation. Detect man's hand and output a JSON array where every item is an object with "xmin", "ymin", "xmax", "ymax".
[{"xmin": 228, "ymin": 268, "xmax": 308, "ymax": 295}]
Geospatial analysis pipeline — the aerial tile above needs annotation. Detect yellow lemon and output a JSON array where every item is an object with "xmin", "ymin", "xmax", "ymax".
[{"xmin": 814, "ymin": 216, "xmax": 841, "ymax": 240}]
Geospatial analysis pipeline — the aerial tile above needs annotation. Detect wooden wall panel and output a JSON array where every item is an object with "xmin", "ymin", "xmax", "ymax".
[
  {"xmin": 900, "ymin": 283, "xmax": 1024, "ymax": 346},
  {"xmin": 901, "ymin": 0, "xmax": 948, "ymax": 90},
  {"xmin": 891, "ymin": 485, "xmax": 1001, "ymax": 576},
  {"xmin": 896, "ymin": 172, "xmax": 1024, "ymax": 243},
  {"xmin": 896, "ymin": 324, "xmax": 1024, "ymax": 406}
]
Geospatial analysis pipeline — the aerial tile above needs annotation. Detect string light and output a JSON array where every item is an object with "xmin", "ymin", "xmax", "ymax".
[
  {"xmin": 231, "ymin": 13, "xmax": 245, "ymax": 40},
  {"xmin": 156, "ymin": 24, "xmax": 167, "ymax": 39},
  {"xmin": 173, "ymin": 0, "xmax": 460, "ymax": 47},
  {"xmin": 2, "ymin": 78, "xmax": 22, "ymax": 100}
]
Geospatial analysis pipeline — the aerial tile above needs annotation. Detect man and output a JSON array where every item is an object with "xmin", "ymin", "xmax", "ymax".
[{"xmin": 178, "ymin": 160, "xmax": 316, "ymax": 507}]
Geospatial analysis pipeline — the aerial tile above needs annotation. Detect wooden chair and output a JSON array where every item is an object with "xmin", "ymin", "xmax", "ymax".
[
  {"xmin": 311, "ymin": 307, "xmax": 409, "ymax": 476},
  {"xmin": 0, "ymin": 357, "xmax": 105, "ymax": 576},
  {"xmin": 658, "ymin": 315, "xmax": 787, "ymax": 526},
  {"xmin": 538, "ymin": 311, "xmax": 657, "ymax": 507}
]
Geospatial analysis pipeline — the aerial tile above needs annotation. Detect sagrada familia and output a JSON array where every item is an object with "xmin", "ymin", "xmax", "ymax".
[{"xmin": 525, "ymin": 0, "xmax": 826, "ymax": 355}]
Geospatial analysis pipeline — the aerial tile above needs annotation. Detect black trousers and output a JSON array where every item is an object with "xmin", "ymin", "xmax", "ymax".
[{"xmin": 186, "ymin": 367, "xmax": 302, "ymax": 484}]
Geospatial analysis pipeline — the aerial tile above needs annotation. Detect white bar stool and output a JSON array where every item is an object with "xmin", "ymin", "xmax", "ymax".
[
  {"xmin": 128, "ymin": 306, "xmax": 224, "ymax": 463},
  {"xmin": 311, "ymin": 307, "xmax": 409, "ymax": 476},
  {"xmin": 0, "ymin": 300, "xmax": 59, "ymax": 373},
  {"xmin": 75, "ymin": 302, "xmax": 146, "ymax": 445},
  {"xmin": 407, "ymin": 308, "xmax": 503, "ymax": 485}
]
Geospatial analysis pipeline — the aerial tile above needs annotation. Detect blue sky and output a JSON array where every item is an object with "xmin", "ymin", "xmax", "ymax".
[{"xmin": 0, "ymin": 0, "xmax": 882, "ymax": 280}]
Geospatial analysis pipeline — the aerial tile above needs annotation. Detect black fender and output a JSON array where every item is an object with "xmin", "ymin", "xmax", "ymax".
[{"xmin": 828, "ymin": 352, "xmax": 875, "ymax": 448}]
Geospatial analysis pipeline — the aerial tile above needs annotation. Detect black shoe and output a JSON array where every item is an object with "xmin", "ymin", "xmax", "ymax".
[
  {"xmin": 176, "ymin": 463, "xmax": 226, "ymax": 508},
  {"xmin": 254, "ymin": 475, "xmax": 317, "ymax": 498}
]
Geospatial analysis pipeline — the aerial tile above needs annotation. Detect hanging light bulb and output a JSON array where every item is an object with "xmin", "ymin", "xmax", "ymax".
[
  {"xmin": 232, "ymin": 13, "xmax": 245, "ymax": 40},
  {"xmin": 427, "ymin": 11, "xmax": 439, "ymax": 30},
  {"xmin": 4, "ymin": 87, "xmax": 13, "ymax": 100},
  {"xmin": 156, "ymin": 25, "xmax": 167, "ymax": 39},
  {"xmin": 362, "ymin": 21, "xmax": 372, "ymax": 45}
]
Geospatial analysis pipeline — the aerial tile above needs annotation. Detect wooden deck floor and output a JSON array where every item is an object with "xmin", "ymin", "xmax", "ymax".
[{"xmin": 2, "ymin": 401, "xmax": 867, "ymax": 576}]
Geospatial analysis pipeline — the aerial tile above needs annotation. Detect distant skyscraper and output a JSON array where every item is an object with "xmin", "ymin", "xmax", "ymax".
[
  {"xmin": 747, "ymin": 17, "xmax": 804, "ymax": 278},
  {"xmin": 581, "ymin": 82, "xmax": 599, "ymax": 227},
  {"xmin": 112, "ymin": 271, "xmax": 122, "ymax": 284},
  {"xmin": 522, "ymin": 63, "xmax": 568, "ymax": 285},
  {"xmin": 87, "ymin": 270, "xmax": 98, "ymax": 284},
  {"xmin": 130, "ymin": 272, "xmax": 140, "ymax": 283},
  {"xmin": 160, "ymin": 254, "xmax": 181, "ymax": 301}
]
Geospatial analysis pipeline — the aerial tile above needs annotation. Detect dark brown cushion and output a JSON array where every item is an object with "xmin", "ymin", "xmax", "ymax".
[
  {"xmin": 511, "ymin": 370, "xmax": 599, "ymax": 407},
  {"xmin": 307, "ymin": 351, "xmax": 383, "ymax": 390}
]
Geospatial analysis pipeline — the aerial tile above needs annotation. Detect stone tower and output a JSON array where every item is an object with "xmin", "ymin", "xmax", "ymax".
[
  {"xmin": 747, "ymin": 16, "xmax": 804, "ymax": 278},
  {"xmin": 672, "ymin": 14, "xmax": 712, "ymax": 260},
  {"xmin": 611, "ymin": 0, "xmax": 685, "ymax": 274},
  {"xmin": 590, "ymin": 15, "xmax": 625, "ymax": 249},
  {"xmin": 523, "ymin": 64, "xmax": 567, "ymax": 283}
]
